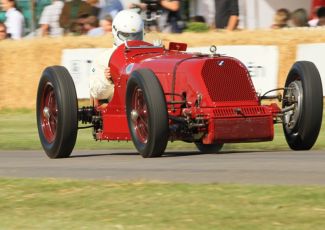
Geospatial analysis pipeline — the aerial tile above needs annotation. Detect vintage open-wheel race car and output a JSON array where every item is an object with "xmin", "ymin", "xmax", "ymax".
[{"xmin": 36, "ymin": 40, "xmax": 323, "ymax": 158}]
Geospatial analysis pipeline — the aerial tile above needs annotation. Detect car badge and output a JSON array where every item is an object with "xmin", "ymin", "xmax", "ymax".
[{"xmin": 218, "ymin": 60, "xmax": 225, "ymax": 66}]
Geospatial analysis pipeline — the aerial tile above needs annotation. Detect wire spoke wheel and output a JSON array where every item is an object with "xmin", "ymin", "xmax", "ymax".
[
  {"xmin": 131, "ymin": 87, "xmax": 149, "ymax": 144},
  {"xmin": 283, "ymin": 79, "xmax": 303, "ymax": 135},
  {"xmin": 40, "ymin": 83, "xmax": 58, "ymax": 143},
  {"xmin": 126, "ymin": 69, "xmax": 169, "ymax": 158},
  {"xmin": 37, "ymin": 66, "xmax": 78, "ymax": 158},
  {"xmin": 282, "ymin": 61, "xmax": 323, "ymax": 150}
]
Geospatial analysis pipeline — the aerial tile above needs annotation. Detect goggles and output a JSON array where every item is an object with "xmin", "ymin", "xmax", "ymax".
[{"xmin": 117, "ymin": 31, "xmax": 143, "ymax": 41}]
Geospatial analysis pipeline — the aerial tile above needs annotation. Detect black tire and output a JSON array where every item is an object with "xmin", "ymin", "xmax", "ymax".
[
  {"xmin": 36, "ymin": 66, "xmax": 78, "ymax": 158},
  {"xmin": 126, "ymin": 69, "xmax": 169, "ymax": 158},
  {"xmin": 282, "ymin": 61, "xmax": 323, "ymax": 150},
  {"xmin": 195, "ymin": 142, "xmax": 224, "ymax": 153}
]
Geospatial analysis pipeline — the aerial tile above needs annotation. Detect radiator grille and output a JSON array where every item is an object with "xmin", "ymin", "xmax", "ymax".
[
  {"xmin": 201, "ymin": 58, "xmax": 257, "ymax": 102},
  {"xmin": 214, "ymin": 116, "xmax": 273, "ymax": 142}
]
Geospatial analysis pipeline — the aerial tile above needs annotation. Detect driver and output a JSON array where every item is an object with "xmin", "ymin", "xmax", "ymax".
[{"xmin": 89, "ymin": 10, "xmax": 144, "ymax": 108}]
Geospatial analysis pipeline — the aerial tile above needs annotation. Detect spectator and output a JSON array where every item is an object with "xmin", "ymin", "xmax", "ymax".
[
  {"xmin": 159, "ymin": 0, "xmax": 184, "ymax": 33},
  {"xmin": 316, "ymin": 6, "xmax": 325, "ymax": 26},
  {"xmin": 86, "ymin": 14, "xmax": 113, "ymax": 36},
  {"xmin": 89, "ymin": 10, "xmax": 144, "ymax": 108},
  {"xmin": 130, "ymin": 0, "xmax": 184, "ymax": 33},
  {"xmin": 309, "ymin": 6, "xmax": 320, "ymax": 26},
  {"xmin": 1, "ymin": 0, "xmax": 24, "ymax": 39},
  {"xmin": 214, "ymin": 0, "xmax": 239, "ymax": 30},
  {"xmin": 0, "ymin": 22, "xmax": 9, "ymax": 40},
  {"xmin": 317, "ymin": 7, "xmax": 325, "ymax": 26},
  {"xmin": 271, "ymin": 8, "xmax": 290, "ymax": 29},
  {"xmin": 309, "ymin": 6, "xmax": 325, "ymax": 26},
  {"xmin": 59, "ymin": 0, "xmax": 93, "ymax": 35},
  {"xmin": 84, "ymin": 15, "xmax": 100, "ymax": 36},
  {"xmin": 310, "ymin": 0, "xmax": 325, "ymax": 19},
  {"xmin": 290, "ymin": 8, "xmax": 309, "ymax": 27},
  {"xmin": 39, "ymin": 0, "xmax": 64, "ymax": 37},
  {"xmin": 100, "ymin": 15, "xmax": 113, "ymax": 34},
  {"xmin": 98, "ymin": 0, "xmax": 123, "ymax": 19}
]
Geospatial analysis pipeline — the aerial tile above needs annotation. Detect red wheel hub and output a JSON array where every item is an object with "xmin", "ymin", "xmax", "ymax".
[
  {"xmin": 131, "ymin": 87, "xmax": 148, "ymax": 144},
  {"xmin": 40, "ymin": 83, "xmax": 58, "ymax": 143}
]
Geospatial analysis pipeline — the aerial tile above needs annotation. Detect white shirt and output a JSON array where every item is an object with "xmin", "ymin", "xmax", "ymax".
[
  {"xmin": 308, "ymin": 19, "xmax": 319, "ymax": 27},
  {"xmin": 5, "ymin": 8, "xmax": 24, "ymax": 40},
  {"xmin": 39, "ymin": 1, "xmax": 64, "ymax": 37}
]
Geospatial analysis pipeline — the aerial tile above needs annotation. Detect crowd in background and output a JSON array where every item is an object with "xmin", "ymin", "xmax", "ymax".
[
  {"xmin": 0, "ymin": 0, "xmax": 325, "ymax": 41},
  {"xmin": 271, "ymin": 6, "xmax": 325, "ymax": 28}
]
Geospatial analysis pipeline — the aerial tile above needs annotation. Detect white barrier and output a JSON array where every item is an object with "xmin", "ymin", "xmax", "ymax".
[
  {"xmin": 297, "ymin": 43, "xmax": 325, "ymax": 96},
  {"xmin": 61, "ymin": 48, "xmax": 107, "ymax": 99}
]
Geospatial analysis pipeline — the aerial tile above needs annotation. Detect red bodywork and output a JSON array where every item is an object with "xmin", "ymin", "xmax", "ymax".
[{"xmin": 95, "ymin": 41, "xmax": 280, "ymax": 144}]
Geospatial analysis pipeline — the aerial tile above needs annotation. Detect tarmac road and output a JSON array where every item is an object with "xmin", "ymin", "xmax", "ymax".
[{"xmin": 0, "ymin": 150, "xmax": 325, "ymax": 185}]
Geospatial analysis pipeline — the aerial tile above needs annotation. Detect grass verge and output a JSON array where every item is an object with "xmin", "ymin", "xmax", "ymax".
[
  {"xmin": 0, "ymin": 178, "xmax": 325, "ymax": 230},
  {"xmin": 0, "ymin": 108, "xmax": 324, "ymax": 151}
]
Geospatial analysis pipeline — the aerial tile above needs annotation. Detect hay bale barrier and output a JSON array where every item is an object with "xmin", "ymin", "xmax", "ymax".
[{"xmin": 1, "ymin": 29, "xmax": 325, "ymax": 109}]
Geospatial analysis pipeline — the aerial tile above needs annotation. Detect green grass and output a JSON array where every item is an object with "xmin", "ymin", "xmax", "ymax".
[
  {"xmin": 0, "ymin": 108, "xmax": 324, "ymax": 151},
  {"xmin": 185, "ymin": 22, "xmax": 210, "ymax": 32},
  {"xmin": 0, "ymin": 178, "xmax": 325, "ymax": 230}
]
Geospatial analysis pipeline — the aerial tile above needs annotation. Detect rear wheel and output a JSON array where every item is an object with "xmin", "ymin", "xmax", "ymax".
[
  {"xmin": 282, "ymin": 61, "xmax": 323, "ymax": 150},
  {"xmin": 195, "ymin": 142, "xmax": 224, "ymax": 153},
  {"xmin": 36, "ymin": 66, "xmax": 78, "ymax": 158},
  {"xmin": 126, "ymin": 69, "xmax": 169, "ymax": 158}
]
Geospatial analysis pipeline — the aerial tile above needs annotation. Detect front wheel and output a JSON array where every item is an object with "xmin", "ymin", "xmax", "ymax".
[
  {"xmin": 282, "ymin": 61, "xmax": 323, "ymax": 150},
  {"xmin": 126, "ymin": 69, "xmax": 169, "ymax": 158},
  {"xmin": 36, "ymin": 66, "xmax": 78, "ymax": 158}
]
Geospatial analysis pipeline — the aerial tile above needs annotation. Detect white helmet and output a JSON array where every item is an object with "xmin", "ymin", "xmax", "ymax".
[{"xmin": 112, "ymin": 10, "xmax": 144, "ymax": 46}]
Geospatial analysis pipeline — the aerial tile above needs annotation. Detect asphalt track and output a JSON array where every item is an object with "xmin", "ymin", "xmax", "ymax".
[{"xmin": 0, "ymin": 150, "xmax": 325, "ymax": 185}]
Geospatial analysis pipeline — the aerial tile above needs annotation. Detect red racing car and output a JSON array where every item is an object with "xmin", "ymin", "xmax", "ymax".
[{"xmin": 37, "ymin": 40, "xmax": 323, "ymax": 158}]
